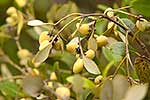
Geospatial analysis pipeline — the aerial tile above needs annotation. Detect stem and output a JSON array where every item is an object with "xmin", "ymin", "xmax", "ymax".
[{"xmin": 0, "ymin": 75, "xmax": 24, "ymax": 81}]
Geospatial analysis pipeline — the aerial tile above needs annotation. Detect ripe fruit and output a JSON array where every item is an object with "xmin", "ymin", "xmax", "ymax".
[
  {"xmin": 39, "ymin": 31, "xmax": 52, "ymax": 44},
  {"xmin": 96, "ymin": 35, "xmax": 108, "ymax": 47},
  {"xmin": 6, "ymin": 7, "xmax": 16, "ymax": 15},
  {"xmin": 39, "ymin": 40, "xmax": 50, "ymax": 51},
  {"xmin": 76, "ymin": 23, "xmax": 90, "ymax": 35},
  {"xmin": 66, "ymin": 43, "xmax": 78, "ymax": 54},
  {"xmin": 104, "ymin": 8, "xmax": 114, "ymax": 17},
  {"xmin": 55, "ymin": 87, "xmax": 70, "ymax": 99},
  {"xmin": 85, "ymin": 49, "xmax": 95, "ymax": 59},
  {"xmin": 17, "ymin": 49, "xmax": 31, "ymax": 59},
  {"xmin": 136, "ymin": 18, "xmax": 149, "ymax": 32},
  {"xmin": 73, "ymin": 58, "xmax": 84, "ymax": 73},
  {"xmin": 50, "ymin": 72, "xmax": 57, "ymax": 81},
  {"xmin": 94, "ymin": 75, "xmax": 103, "ymax": 84}
]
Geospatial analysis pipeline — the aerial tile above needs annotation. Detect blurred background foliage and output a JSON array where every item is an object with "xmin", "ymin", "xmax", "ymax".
[{"xmin": 0, "ymin": 0, "xmax": 150, "ymax": 100}]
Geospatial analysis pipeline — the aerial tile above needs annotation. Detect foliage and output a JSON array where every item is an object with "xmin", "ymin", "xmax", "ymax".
[{"xmin": 0, "ymin": 0, "xmax": 150, "ymax": 100}]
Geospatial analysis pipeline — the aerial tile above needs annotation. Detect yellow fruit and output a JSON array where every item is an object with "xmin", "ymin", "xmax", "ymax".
[
  {"xmin": 39, "ymin": 40, "xmax": 50, "ymax": 51},
  {"xmin": 47, "ymin": 81, "xmax": 53, "ymax": 88},
  {"xmin": 11, "ymin": 13, "xmax": 18, "ymax": 19},
  {"xmin": 85, "ymin": 49, "xmax": 95, "ymax": 59},
  {"xmin": 104, "ymin": 8, "xmax": 114, "ymax": 17},
  {"xmin": 94, "ymin": 75, "xmax": 103, "ymax": 84},
  {"xmin": 76, "ymin": 23, "xmax": 90, "ymax": 35},
  {"xmin": 6, "ymin": 17, "xmax": 16, "ymax": 26},
  {"xmin": 39, "ymin": 31, "xmax": 52, "ymax": 44},
  {"xmin": 66, "ymin": 43, "xmax": 78, "ymax": 54},
  {"xmin": 17, "ymin": 49, "xmax": 31, "ymax": 59},
  {"xmin": 136, "ymin": 18, "xmax": 149, "ymax": 32},
  {"xmin": 6, "ymin": 7, "xmax": 16, "ymax": 15},
  {"xmin": 54, "ymin": 40, "xmax": 61, "ymax": 50},
  {"xmin": 96, "ymin": 35, "xmax": 108, "ymax": 47},
  {"xmin": 15, "ymin": 0, "xmax": 27, "ymax": 7},
  {"xmin": 50, "ymin": 72, "xmax": 57, "ymax": 81},
  {"xmin": 55, "ymin": 87, "xmax": 70, "ymax": 99},
  {"xmin": 32, "ymin": 68, "xmax": 40, "ymax": 76},
  {"xmin": 73, "ymin": 58, "xmax": 84, "ymax": 73}
]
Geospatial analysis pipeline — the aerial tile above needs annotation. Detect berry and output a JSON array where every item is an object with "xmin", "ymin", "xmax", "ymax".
[
  {"xmin": 66, "ymin": 43, "xmax": 78, "ymax": 54},
  {"xmin": 104, "ymin": 8, "xmax": 114, "ymax": 17},
  {"xmin": 76, "ymin": 23, "xmax": 90, "ymax": 35},
  {"xmin": 85, "ymin": 49, "xmax": 95, "ymax": 59},
  {"xmin": 6, "ymin": 7, "xmax": 16, "ymax": 15},
  {"xmin": 94, "ymin": 75, "xmax": 103, "ymax": 84},
  {"xmin": 39, "ymin": 31, "xmax": 52, "ymax": 44},
  {"xmin": 55, "ymin": 87, "xmax": 70, "ymax": 99},
  {"xmin": 17, "ymin": 49, "xmax": 31, "ymax": 59},
  {"xmin": 96, "ymin": 35, "xmax": 108, "ymax": 47},
  {"xmin": 73, "ymin": 58, "xmax": 84, "ymax": 73},
  {"xmin": 39, "ymin": 40, "xmax": 50, "ymax": 51}
]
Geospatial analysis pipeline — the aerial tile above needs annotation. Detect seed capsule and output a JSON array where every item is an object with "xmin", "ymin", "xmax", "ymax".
[
  {"xmin": 96, "ymin": 35, "xmax": 108, "ymax": 47},
  {"xmin": 39, "ymin": 40, "xmax": 49, "ymax": 51},
  {"xmin": 76, "ymin": 23, "xmax": 90, "ymax": 35},
  {"xmin": 85, "ymin": 49, "xmax": 95, "ymax": 59},
  {"xmin": 73, "ymin": 58, "xmax": 84, "ymax": 73}
]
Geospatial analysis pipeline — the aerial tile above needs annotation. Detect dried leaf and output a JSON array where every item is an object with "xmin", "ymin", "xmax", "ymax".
[{"xmin": 88, "ymin": 37, "xmax": 97, "ymax": 51}]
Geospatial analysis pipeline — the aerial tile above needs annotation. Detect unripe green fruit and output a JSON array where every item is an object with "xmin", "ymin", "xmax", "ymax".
[
  {"xmin": 39, "ymin": 31, "xmax": 52, "ymax": 44},
  {"xmin": 76, "ymin": 23, "xmax": 90, "ymax": 35},
  {"xmin": 94, "ymin": 75, "xmax": 103, "ymax": 84},
  {"xmin": 96, "ymin": 35, "xmax": 108, "ymax": 47},
  {"xmin": 85, "ymin": 49, "xmax": 95, "ymax": 59},
  {"xmin": 136, "ymin": 18, "xmax": 149, "ymax": 32},
  {"xmin": 104, "ymin": 8, "xmax": 114, "ymax": 17},
  {"xmin": 17, "ymin": 49, "xmax": 31, "ymax": 59},
  {"xmin": 39, "ymin": 40, "xmax": 49, "ymax": 51},
  {"xmin": 6, "ymin": 7, "xmax": 16, "ymax": 15},
  {"xmin": 66, "ymin": 43, "xmax": 78, "ymax": 54},
  {"xmin": 73, "ymin": 58, "xmax": 84, "ymax": 73},
  {"xmin": 55, "ymin": 87, "xmax": 70, "ymax": 99}
]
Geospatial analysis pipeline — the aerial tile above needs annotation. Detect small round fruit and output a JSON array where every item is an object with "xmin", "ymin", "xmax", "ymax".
[
  {"xmin": 15, "ymin": 0, "xmax": 27, "ymax": 7},
  {"xmin": 39, "ymin": 40, "xmax": 49, "ymax": 51},
  {"xmin": 136, "ymin": 18, "xmax": 149, "ymax": 32},
  {"xmin": 39, "ymin": 31, "xmax": 52, "ymax": 44},
  {"xmin": 66, "ymin": 43, "xmax": 78, "ymax": 54},
  {"xmin": 94, "ymin": 75, "xmax": 103, "ymax": 84},
  {"xmin": 76, "ymin": 23, "xmax": 90, "ymax": 35},
  {"xmin": 11, "ymin": 13, "xmax": 18, "ymax": 19},
  {"xmin": 104, "ymin": 8, "xmax": 114, "ymax": 17},
  {"xmin": 73, "ymin": 58, "xmax": 84, "ymax": 73},
  {"xmin": 17, "ymin": 49, "xmax": 31, "ymax": 59},
  {"xmin": 6, "ymin": 7, "xmax": 16, "ymax": 15},
  {"xmin": 96, "ymin": 35, "xmax": 108, "ymax": 47},
  {"xmin": 6, "ymin": 17, "xmax": 16, "ymax": 26},
  {"xmin": 85, "ymin": 49, "xmax": 95, "ymax": 59},
  {"xmin": 55, "ymin": 87, "xmax": 70, "ymax": 99},
  {"xmin": 47, "ymin": 81, "xmax": 53, "ymax": 88},
  {"xmin": 50, "ymin": 72, "xmax": 57, "ymax": 81}
]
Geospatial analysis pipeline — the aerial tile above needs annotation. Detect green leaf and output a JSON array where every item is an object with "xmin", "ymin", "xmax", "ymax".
[
  {"xmin": 66, "ymin": 75, "xmax": 95, "ymax": 89},
  {"xmin": 0, "ymin": 80, "xmax": 19, "ymax": 97},
  {"xmin": 32, "ymin": 44, "xmax": 52, "ymax": 64},
  {"xmin": 100, "ymin": 79, "xmax": 113, "ymax": 100},
  {"xmin": 102, "ymin": 42, "xmax": 125, "ymax": 63},
  {"xmin": 132, "ymin": 0, "xmax": 150, "ymax": 17},
  {"xmin": 123, "ymin": 84, "xmax": 148, "ymax": 100},
  {"xmin": 83, "ymin": 57, "xmax": 101, "ymax": 75},
  {"xmin": 112, "ymin": 75, "xmax": 129, "ymax": 100}
]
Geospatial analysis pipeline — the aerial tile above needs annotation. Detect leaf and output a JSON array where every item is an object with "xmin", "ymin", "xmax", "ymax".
[
  {"xmin": 132, "ymin": 0, "xmax": 150, "ymax": 17},
  {"xmin": 32, "ymin": 44, "xmax": 52, "ymax": 64},
  {"xmin": 112, "ymin": 75, "xmax": 129, "ymax": 100},
  {"xmin": 17, "ymin": 11, "xmax": 24, "ymax": 35},
  {"xmin": 83, "ymin": 57, "xmax": 101, "ymax": 75},
  {"xmin": 100, "ymin": 79, "xmax": 113, "ymax": 100},
  {"xmin": 88, "ymin": 37, "xmax": 97, "ymax": 51},
  {"xmin": 22, "ymin": 76, "xmax": 44, "ymax": 97},
  {"xmin": 27, "ymin": 20, "xmax": 45, "ymax": 26},
  {"xmin": 0, "ymin": 80, "xmax": 19, "ymax": 97},
  {"xmin": 66, "ymin": 75, "xmax": 95, "ymax": 89},
  {"xmin": 123, "ymin": 84, "xmax": 148, "ymax": 100},
  {"xmin": 102, "ymin": 42, "xmax": 125, "ymax": 63}
]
